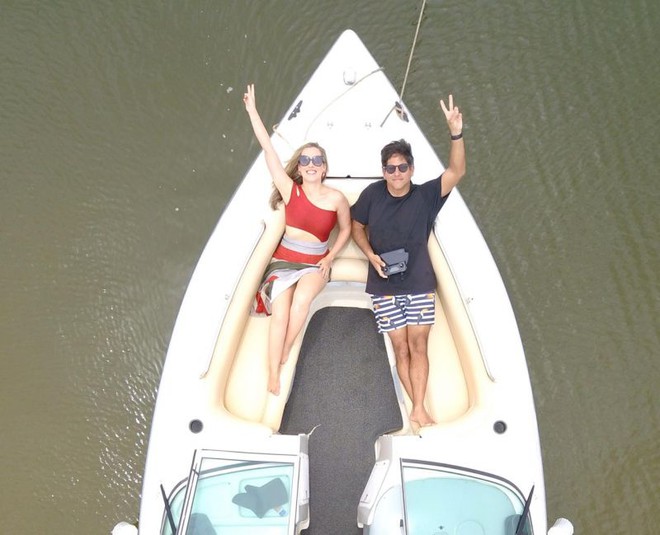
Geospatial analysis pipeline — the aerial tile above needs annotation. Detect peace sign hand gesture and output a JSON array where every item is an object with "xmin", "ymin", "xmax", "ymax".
[
  {"xmin": 440, "ymin": 94, "xmax": 463, "ymax": 136},
  {"xmin": 243, "ymin": 83, "xmax": 257, "ymax": 114}
]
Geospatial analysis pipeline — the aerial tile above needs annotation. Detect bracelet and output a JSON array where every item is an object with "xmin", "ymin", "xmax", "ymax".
[{"xmin": 450, "ymin": 132, "xmax": 463, "ymax": 141}]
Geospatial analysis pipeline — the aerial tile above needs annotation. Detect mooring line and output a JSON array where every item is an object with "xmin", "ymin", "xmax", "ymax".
[
  {"xmin": 401, "ymin": 0, "xmax": 427, "ymax": 101},
  {"xmin": 380, "ymin": 0, "xmax": 427, "ymax": 127}
]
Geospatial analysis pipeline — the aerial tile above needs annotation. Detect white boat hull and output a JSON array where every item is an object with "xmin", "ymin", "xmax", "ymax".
[{"xmin": 131, "ymin": 29, "xmax": 569, "ymax": 535}]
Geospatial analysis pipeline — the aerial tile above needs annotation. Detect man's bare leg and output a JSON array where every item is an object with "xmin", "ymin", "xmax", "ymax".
[
  {"xmin": 387, "ymin": 327, "xmax": 414, "ymax": 404},
  {"xmin": 407, "ymin": 324, "xmax": 434, "ymax": 426}
]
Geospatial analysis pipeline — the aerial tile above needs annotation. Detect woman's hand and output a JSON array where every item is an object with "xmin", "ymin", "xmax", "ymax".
[
  {"xmin": 243, "ymin": 83, "xmax": 257, "ymax": 114},
  {"xmin": 316, "ymin": 255, "xmax": 333, "ymax": 280},
  {"xmin": 242, "ymin": 82, "xmax": 294, "ymax": 201},
  {"xmin": 440, "ymin": 94, "xmax": 463, "ymax": 136}
]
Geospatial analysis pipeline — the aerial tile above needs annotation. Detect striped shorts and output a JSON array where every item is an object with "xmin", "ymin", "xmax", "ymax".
[{"xmin": 370, "ymin": 293, "xmax": 436, "ymax": 333}]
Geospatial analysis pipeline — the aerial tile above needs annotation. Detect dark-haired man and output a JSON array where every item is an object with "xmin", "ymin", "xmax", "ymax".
[{"xmin": 350, "ymin": 95, "xmax": 466, "ymax": 426}]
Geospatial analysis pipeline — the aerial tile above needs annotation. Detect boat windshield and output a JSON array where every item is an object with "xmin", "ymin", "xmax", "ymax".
[
  {"xmin": 161, "ymin": 450, "xmax": 298, "ymax": 535},
  {"xmin": 401, "ymin": 460, "xmax": 533, "ymax": 535}
]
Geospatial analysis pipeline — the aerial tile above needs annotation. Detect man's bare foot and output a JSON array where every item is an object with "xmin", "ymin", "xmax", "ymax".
[
  {"xmin": 267, "ymin": 375, "xmax": 281, "ymax": 396},
  {"xmin": 410, "ymin": 407, "xmax": 435, "ymax": 427}
]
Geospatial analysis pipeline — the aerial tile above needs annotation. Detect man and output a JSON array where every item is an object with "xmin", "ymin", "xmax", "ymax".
[{"xmin": 351, "ymin": 95, "xmax": 466, "ymax": 426}]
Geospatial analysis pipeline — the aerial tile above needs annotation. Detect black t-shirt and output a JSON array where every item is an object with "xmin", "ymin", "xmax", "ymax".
[{"xmin": 351, "ymin": 176, "xmax": 449, "ymax": 295}]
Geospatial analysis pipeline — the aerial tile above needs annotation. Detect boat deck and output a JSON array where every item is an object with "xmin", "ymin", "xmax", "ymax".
[
  {"xmin": 214, "ymin": 190, "xmax": 477, "ymax": 432},
  {"xmin": 280, "ymin": 306, "xmax": 402, "ymax": 535}
]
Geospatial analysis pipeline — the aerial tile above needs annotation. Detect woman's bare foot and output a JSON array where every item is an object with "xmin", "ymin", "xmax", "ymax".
[
  {"xmin": 410, "ymin": 406, "xmax": 435, "ymax": 427},
  {"xmin": 267, "ymin": 373, "xmax": 281, "ymax": 396},
  {"xmin": 280, "ymin": 344, "xmax": 292, "ymax": 366}
]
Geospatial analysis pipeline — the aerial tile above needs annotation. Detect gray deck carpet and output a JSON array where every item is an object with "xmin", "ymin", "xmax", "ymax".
[{"xmin": 280, "ymin": 306, "xmax": 402, "ymax": 534}]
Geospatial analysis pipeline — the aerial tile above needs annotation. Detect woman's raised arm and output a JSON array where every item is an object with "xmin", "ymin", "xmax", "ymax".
[{"xmin": 243, "ymin": 83, "xmax": 293, "ymax": 203}]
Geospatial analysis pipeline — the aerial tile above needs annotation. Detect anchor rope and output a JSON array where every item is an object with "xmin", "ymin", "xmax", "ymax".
[
  {"xmin": 400, "ymin": 0, "xmax": 427, "ymax": 101},
  {"xmin": 379, "ymin": 0, "xmax": 427, "ymax": 127}
]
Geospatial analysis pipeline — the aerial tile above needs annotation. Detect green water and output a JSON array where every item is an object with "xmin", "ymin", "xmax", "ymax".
[{"xmin": 1, "ymin": 1, "xmax": 658, "ymax": 532}]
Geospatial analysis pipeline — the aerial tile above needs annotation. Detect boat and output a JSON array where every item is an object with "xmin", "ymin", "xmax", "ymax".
[{"xmin": 115, "ymin": 29, "xmax": 573, "ymax": 534}]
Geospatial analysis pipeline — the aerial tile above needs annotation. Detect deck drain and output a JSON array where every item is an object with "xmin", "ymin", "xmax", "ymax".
[
  {"xmin": 189, "ymin": 419, "xmax": 203, "ymax": 433},
  {"xmin": 493, "ymin": 420, "xmax": 507, "ymax": 434}
]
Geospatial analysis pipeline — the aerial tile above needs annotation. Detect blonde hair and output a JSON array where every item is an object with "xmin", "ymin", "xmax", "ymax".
[{"xmin": 269, "ymin": 142, "xmax": 328, "ymax": 209}]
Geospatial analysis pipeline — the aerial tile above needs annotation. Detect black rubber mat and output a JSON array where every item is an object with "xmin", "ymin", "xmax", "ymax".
[{"xmin": 280, "ymin": 306, "xmax": 402, "ymax": 534}]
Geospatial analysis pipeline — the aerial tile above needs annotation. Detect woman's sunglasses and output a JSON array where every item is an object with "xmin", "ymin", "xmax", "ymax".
[
  {"xmin": 383, "ymin": 163, "xmax": 410, "ymax": 174},
  {"xmin": 298, "ymin": 155, "xmax": 325, "ymax": 167}
]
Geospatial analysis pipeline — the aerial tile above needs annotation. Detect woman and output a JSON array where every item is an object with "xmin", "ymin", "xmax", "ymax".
[{"xmin": 243, "ymin": 84, "xmax": 351, "ymax": 396}]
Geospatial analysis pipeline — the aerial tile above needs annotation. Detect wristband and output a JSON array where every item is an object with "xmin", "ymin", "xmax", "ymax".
[{"xmin": 450, "ymin": 132, "xmax": 463, "ymax": 141}]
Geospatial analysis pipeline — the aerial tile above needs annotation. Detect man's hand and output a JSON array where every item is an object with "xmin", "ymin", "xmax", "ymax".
[
  {"xmin": 368, "ymin": 252, "xmax": 388, "ymax": 279},
  {"xmin": 440, "ymin": 94, "xmax": 463, "ymax": 135}
]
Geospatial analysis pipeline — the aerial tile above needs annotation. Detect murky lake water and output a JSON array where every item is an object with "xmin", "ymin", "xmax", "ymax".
[{"xmin": 1, "ymin": 1, "xmax": 658, "ymax": 532}]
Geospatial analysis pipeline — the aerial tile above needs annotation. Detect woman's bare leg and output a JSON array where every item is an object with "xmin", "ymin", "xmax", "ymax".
[
  {"xmin": 280, "ymin": 271, "xmax": 327, "ymax": 365},
  {"xmin": 268, "ymin": 286, "xmax": 294, "ymax": 395}
]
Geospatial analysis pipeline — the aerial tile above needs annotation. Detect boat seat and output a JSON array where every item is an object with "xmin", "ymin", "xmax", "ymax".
[
  {"xmin": 326, "ymin": 222, "xmax": 471, "ymax": 426},
  {"xmin": 223, "ymin": 211, "xmax": 371, "ymax": 429},
  {"xmin": 220, "ymin": 200, "xmax": 477, "ymax": 433}
]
